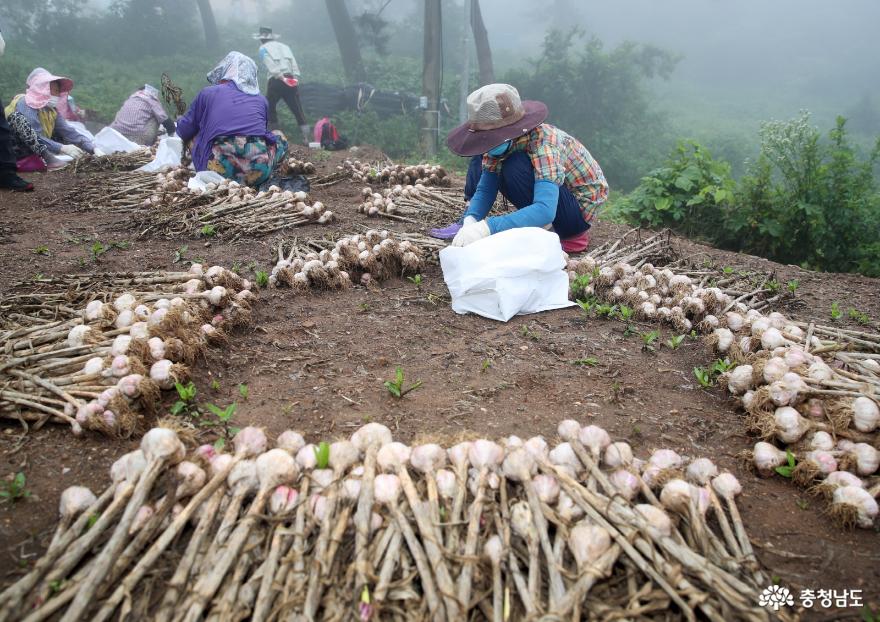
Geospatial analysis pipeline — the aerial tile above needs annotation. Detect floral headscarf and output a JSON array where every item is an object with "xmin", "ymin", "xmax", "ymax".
[{"xmin": 206, "ymin": 51, "xmax": 259, "ymax": 96}]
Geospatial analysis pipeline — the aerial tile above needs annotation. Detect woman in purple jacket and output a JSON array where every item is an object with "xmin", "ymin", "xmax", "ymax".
[{"xmin": 176, "ymin": 51, "xmax": 288, "ymax": 187}]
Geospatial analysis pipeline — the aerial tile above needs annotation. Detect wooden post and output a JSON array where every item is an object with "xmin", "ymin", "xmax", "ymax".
[
  {"xmin": 422, "ymin": 0, "xmax": 442, "ymax": 157},
  {"xmin": 195, "ymin": 0, "xmax": 219, "ymax": 50}
]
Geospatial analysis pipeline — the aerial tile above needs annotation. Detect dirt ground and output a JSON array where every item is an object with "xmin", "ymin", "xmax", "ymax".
[{"xmin": 0, "ymin": 146, "xmax": 878, "ymax": 619}]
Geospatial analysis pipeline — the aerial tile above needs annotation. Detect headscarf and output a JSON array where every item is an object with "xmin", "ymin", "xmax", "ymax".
[
  {"xmin": 134, "ymin": 84, "xmax": 161, "ymax": 102},
  {"xmin": 25, "ymin": 67, "xmax": 74, "ymax": 109},
  {"xmin": 206, "ymin": 51, "xmax": 259, "ymax": 96}
]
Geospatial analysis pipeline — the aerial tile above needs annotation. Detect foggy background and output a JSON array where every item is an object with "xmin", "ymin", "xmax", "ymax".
[{"xmin": 1, "ymin": 0, "xmax": 879, "ymax": 180}]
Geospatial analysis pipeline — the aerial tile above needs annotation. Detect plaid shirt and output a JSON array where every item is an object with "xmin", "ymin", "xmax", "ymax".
[
  {"xmin": 110, "ymin": 93, "xmax": 168, "ymax": 140},
  {"xmin": 483, "ymin": 123, "xmax": 608, "ymax": 220}
]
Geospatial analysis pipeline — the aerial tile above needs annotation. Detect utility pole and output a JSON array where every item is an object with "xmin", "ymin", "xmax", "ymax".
[
  {"xmin": 421, "ymin": 0, "xmax": 442, "ymax": 157},
  {"xmin": 459, "ymin": 0, "xmax": 473, "ymax": 123}
]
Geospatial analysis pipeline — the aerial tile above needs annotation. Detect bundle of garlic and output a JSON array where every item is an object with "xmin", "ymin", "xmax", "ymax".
[
  {"xmin": 284, "ymin": 158, "xmax": 316, "ymax": 175},
  {"xmin": 0, "ymin": 421, "xmax": 782, "ymax": 622},
  {"xmin": 270, "ymin": 230, "xmax": 424, "ymax": 290},
  {"xmin": 59, "ymin": 166, "xmax": 195, "ymax": 212},
  {"xmin": 71, "ymin": 148, "xmax": 154, "ymax": 174},
  {"xmin": 697, "ymin": 302, "xmax": 880, "ymax": 527},
  {"xmin": 341, "ymin": 159, "xmax": 450, "ymax": 187},
  {"xmin": 0, "ymin": 265, "xmax": 254, "ymax": 436},
  {"xmin": 357, "ymin": 183, "xmax": 470, "ymax": 224},
  {"xmin": 138, "ymin": 183, "xmax": 335, "ymax": 239}
]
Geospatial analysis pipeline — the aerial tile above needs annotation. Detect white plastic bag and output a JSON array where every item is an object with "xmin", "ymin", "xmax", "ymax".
[
  {"xmin": 187, "ymin": 170, "xmax": 226, "ymax": 192},
  {"xmin": 136, "ymin": 136, "xmax": 183, "ymax": 172},
  {"xmin": 440, "ymin": 227, "xmax": 575, "ymax": 322},
  {"xmin": 66, "ymin": 120, "xmax": 95, "ymax": 142},
  {"xmin": 93, "ymin": 127, "xmax": 142, "ymax": 154}
]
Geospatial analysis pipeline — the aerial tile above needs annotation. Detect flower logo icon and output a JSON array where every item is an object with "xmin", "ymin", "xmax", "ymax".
[{"xmin": 759, "ymin": 585, "xmax": 794, "ymax": 611}]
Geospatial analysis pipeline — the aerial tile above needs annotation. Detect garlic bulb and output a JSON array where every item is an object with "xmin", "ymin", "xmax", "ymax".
[
  {"xmin": 713, "ymin": 328, "xmax": 734, "ymax": 353},
  {"xmin": 773, "ymin": 407, "xmax": 810, "ymax": 443},
  {"xmin": 603, "ymin": 442, "xmax": 633, "ymax": 468},
  {"xmin": 634, "ymin": 504, "xmax": 673, "ymax": 537},
  {"xmin": 831, "ymin": 486, "xmax": 878, "ymax": 528},
  {"xmin": 752, "ymin": 442, "xmax": 787, "ymax": 477},
  {"xmin": 762, "ymin": 357, "xmax": 789, "ymax": 384},
  {"xmin": 568, "ymin": 522, "xmax": 612, "ymax": 566},
  {"xmin": 685, "ymin": 458, "xmax": 718, "ymax": 485},
  {"xmin": 808, "ymin": 431, "xmax": 834, "ymax": 451},
  {"xmin": 760, "ymin": 327, "xmax": 787, "ymax": 350},
  {"xmin": 726, "ymin": 365, "xmax": 753, "ymax": 395},
  {"xmin": 608, "ymin": 469, "xmax": 641, "ymax": 500},
  {"xmin": 851, "ymin": 397, "xmax": 879, "ymax": 433}
]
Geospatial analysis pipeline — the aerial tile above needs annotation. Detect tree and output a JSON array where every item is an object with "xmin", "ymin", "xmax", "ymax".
[
  {"xmin": 195, "ymin": 0, "xmax": 219, "ymax": 50},
  {"xmin": 325, "ymin": 0, "xmax": 368, "ymax": 83},
  {"xmin": 471, "ymin": 0, "xmax": 494, "ymax": 85}
]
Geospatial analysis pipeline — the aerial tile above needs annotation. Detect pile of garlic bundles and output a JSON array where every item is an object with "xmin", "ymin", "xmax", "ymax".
[
  {"xmin": 269, "ymin": 230, "xmax": 424, "ymax": 290},
  {"xmin": 0, "ymin": 420, "xmax": 779, "ymax": 621},
  {"xmin": 357, "ymin": 183, "xmax": 462, "ymax": 218},
  {"xmin": 341, "ymin": 160, "xmax": 450, "ymax": 187},
  {"xmin": 708, "ymin": 310, "xmax": 880, "ymax": 529},
  {"xmin": 0, "ymin": 265, "xmax": 254, "ymax": 437}
]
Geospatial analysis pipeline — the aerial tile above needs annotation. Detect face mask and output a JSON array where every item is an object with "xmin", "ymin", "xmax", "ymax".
[
  {"xmin": 46, "ymin": 95, "xmax": 59, "ymax": 108},
  {"xmin": 487, "ymin": 140, "xmax": 511, "ymax": 157}
]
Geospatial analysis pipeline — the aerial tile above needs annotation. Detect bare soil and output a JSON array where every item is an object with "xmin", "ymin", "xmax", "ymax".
[{"xmin": 0, "ymin": 146, "xmax": 878, "ymax": 619}]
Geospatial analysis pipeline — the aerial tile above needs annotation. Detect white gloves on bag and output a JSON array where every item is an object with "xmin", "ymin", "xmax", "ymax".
[
  {"xmin": 59, "ymin": 144, "xmax": 85, "ymax": 158},
  {"xmin": 451, "ymin": 220, "xmax": 491, "ymax": 247}
]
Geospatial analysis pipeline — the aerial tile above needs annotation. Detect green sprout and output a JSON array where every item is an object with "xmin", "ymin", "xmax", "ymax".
[
  {"xmin": 314, "ymin": 441, "xmax": 330, "ymax": 469},
  {"xmin": 0, "ymin": 473, "xmax": 30, "ymax": 503},
  {"xmin": 666, "ymin": 334, "xmax": 685, "ymax": 350},
  {"xmin": 255, "ymin": 270, "xmax": 270, "ymax": 288},
  {"xmin": 774, "ymin": 449, "xmax": 797, "ymax": 478},
  {"xmin": 200, "ymin": 224, "xmax": 217, "ymax": 237},
  {"xmin": 383, "ymin": 366, "xmax": 423, "ymax": 399}
]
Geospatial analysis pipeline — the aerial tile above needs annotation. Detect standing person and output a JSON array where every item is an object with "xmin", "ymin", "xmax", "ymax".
[
  {"xmin": 176, "ymin": 51, "xmax": 288, "ymax": 187},
  {"xmin": 254, "ymin": 26, "xmax": 310, "ymax": 144},
  {"xmin": 441, "ymin": 83, "xmax": 608, "ymax": 252},
  {"xmin": 110, "ymin": 84, "xmax": 176, "ymax": 146},
  {"xmin": 0, "ymin": 28, "xmax": 35, "ymax": 191}
]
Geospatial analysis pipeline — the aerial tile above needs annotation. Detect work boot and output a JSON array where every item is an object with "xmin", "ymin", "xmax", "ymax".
[
  {"xmin": 300, "ymin": 124, "xmax": 311, "ymax": 145},
  {"xmin": 0, "ymin": 173, "xmax": 34, "ymax": 192}
]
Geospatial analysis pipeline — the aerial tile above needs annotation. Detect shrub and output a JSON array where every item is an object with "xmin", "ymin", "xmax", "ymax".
[
  {"xmin": 610, "ymin": 141, "xmax": 735, "ymax": 239},
  {"xmin": 726, "ymin": 112, "xmax": 880, "ymax": 275}
]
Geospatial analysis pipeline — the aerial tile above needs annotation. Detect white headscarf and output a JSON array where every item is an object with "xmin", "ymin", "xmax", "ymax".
[{"xmin": 207, "ymin": 51, "xmax": 259, "ymax": 96}]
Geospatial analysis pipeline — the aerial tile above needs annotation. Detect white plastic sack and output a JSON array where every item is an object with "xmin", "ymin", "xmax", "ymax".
[
  {"xmin": 66, "ymin": 120, "xmax": 95, "ymax": 142},
  {"xmin": 187, "ymin": 170, "xmax": 226, "ymax": 192},
  {"xmin": 136, "ymin": 136, "xmax": 183, "ymax": 172},
  {"xmin": 93, "ymin": 127, "xmax": 142, "ymax": 154},
  {"xmin": 440, "ymin": 227, "xmax": 575, "ymax": 322}
]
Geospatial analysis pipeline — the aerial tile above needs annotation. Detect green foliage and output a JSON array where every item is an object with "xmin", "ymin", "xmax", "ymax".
[
  {"xmin": 611, "ymin": 141, "xmax": 735, "ymax": 237},
  {"xmin": 571, "ymin": 357, "xmax": 599, "ymax": 367},
  {"xmin": 407, "ymin": 274, "xmax": 423, "ymax": 287},
  {"xmin": 383, "ymin": 366, "xmax": 422, "ymax": 399},
  {"xmin": 616, "ymin": 112, "xmax": 880, "ymax": 277},
  {"xmin": 314, "ymin": 442, "xmax": 331, "ymax": 469},
  {"xmin": 32, "ymin": 245, "xmax": 49, "ymax": 255},
  {"xmin": 774, "ymin": 449, "xmax": 797, "ymax": 478},
  {"xmin": 506, "ymin": 28, "xmax": 680, "ymax": 190},
  {"xmin": 641, "ymin": 330, "xmax": 660, "ymax": 352},
  {"xmin": 666, "ymin": 334, "xmax": 686, "ymax": 350},
  {"xmin": 0, "ymin": 473, "xmax": 30, "ymax": 503},
  {"xmin": 569, "ymin": 274, "xmax": 592, "ymax": 300},
  {"xmin": 727, "ymin": 113, "xmax": 880, "ymax": 275},
  {"xmin": 848, "ymin": 308, "xmax": 871, "ymax": 325},
  {"xmin": 200, "ymin": 225, "xmax": 217, "ymax": 238},
  {"xmin": 170, "ymin": 381, "xmax": 197, "ymax": 416},
  {"xmin": 693, "ymin": 366, "xmax": 714, "ymax": 388},
  {"xmin": 831, "ymin": 301, "xmax": 843, "ymax": 320},
  {"xmin": 238, "ymin": 383, "xmax": 249, "ymax": 400},
  {"xmin": 255, "ymin": 271, "xmax": 270, "ymax": 288}
]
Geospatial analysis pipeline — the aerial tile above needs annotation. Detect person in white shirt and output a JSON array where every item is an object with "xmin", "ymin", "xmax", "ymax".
[{"xmin": 254, "ymin": 26, "xmax": 310, "ymax": 144}]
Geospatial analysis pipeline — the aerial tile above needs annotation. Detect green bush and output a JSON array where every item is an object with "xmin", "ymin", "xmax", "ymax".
[
  {"xmin": 609, "ymin": 141, "xmax": 735, "ymax": 239},
  {"xmin": 727, "ymin": 112, "xmax": 880, "ymax": 275},
  {"xmin": 614, "ymin": 112, "xmax": 880, "ymax": 277}
]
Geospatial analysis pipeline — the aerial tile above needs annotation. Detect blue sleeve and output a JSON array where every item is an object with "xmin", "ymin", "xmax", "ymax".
[
  {"xmin": 487, "ymin": 180, "xmax": 559, "ymax": 234},
  {"xmin": 175, "ymin": 91, "xmax": 203, "ymax": 142},
  {"xmin": 53, "ymin": 114, "xmax": 94, "ymax": 152},
  {"xmin": 463, "ymin": 171, "xmax": 499, "ymax": 221},
  {"xmin": 17, "ymin": 101, "xmax": 62, "ymax": 153}
]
